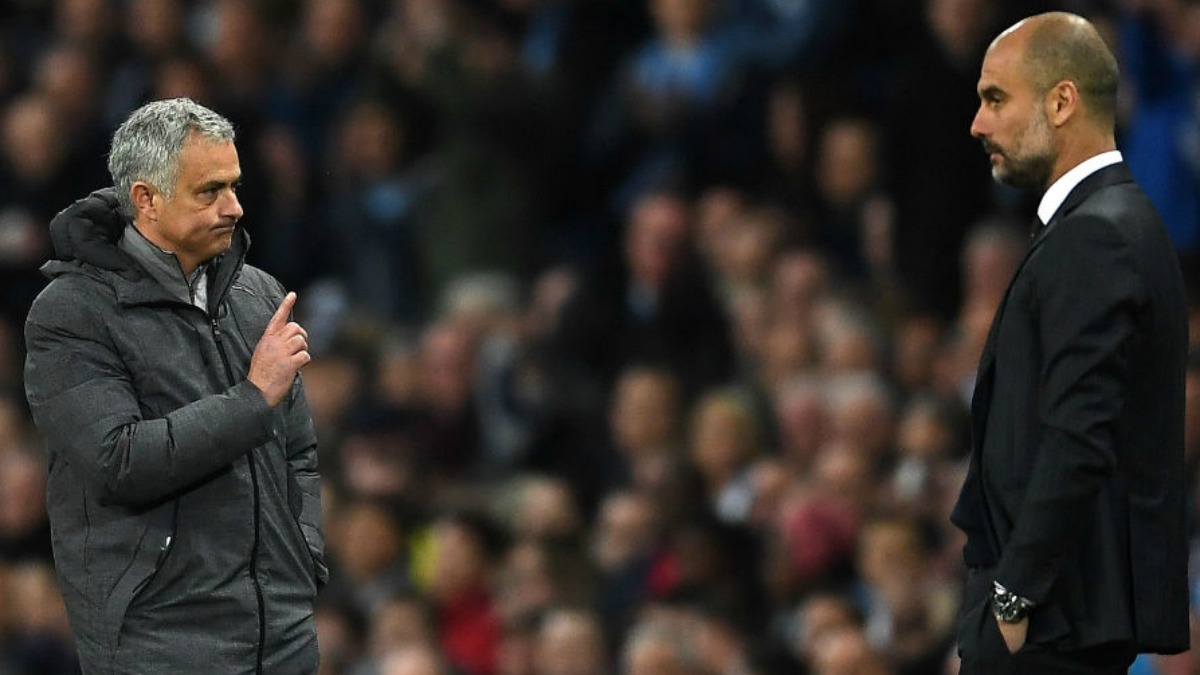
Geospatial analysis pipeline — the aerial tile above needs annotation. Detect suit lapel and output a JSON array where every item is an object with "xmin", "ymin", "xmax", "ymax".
[{"xmin": 969, "ymin": 162, "xmax": 1135, "ymax": 448}]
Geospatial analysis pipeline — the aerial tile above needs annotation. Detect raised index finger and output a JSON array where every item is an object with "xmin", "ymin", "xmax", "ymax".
[{"xmin": 267, "ymin": 291, "xmax": 297, "ymax": 332}]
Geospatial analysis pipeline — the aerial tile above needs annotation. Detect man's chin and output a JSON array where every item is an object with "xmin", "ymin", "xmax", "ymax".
[{"xmin": 993, "ymin": 166, "xmax": 1042, "ymax": 190}]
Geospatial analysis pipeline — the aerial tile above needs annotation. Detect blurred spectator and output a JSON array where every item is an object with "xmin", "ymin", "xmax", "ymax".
[
  {"xmin": 725, "ymin": 0, "xmax": 849, "ymax": 73},
  {"xmin": 687, "ymin": 387, "xmax": 762, "ymax": 524},
  {"xmin": 317, "ymin": 600, "xmax": 369, "ymax": 675},
  {"xmin": 0, "ymin": 94, "xmax": 67, "ymax": 328},
  {"xmin": 588, "ymin": 0, "xmax": 756, "ymax": 205},
  {"xmin": 809, "ymin": 626, "xmax": 890, "ymax": 675},
  {"xmin": 704, "ymin": 204, "xmax": 789, "ymax": 302},
  {"xmin": 105, "ymin": 0, "xmax": 190, "ymax": 124},
  {"xmin": 272, "ymin": 0, "xmax": 372, "ymax": 163},
  {"xmin": 771, "ymin": 375, "xmax": 831, "ymax": 474},
  {"xmin": 810, "ymin": 115, "xmax": 892, "ymax": 287},
  {"xmin": 396, "ymin": 0, "xmax": 544, "ymax": 301},
  {"xmin": 620, "ymin": 618, "xmax": 703, "ymax": 675},
  {"xmin": 3, "ymin": 2, "xmax": 1196, "ymax": 674},
  {"xmin": 326, "ymin": 498, "xmax": 413, "ymax": 620},
  {"xmin": 0, "ymin": 388, "xmax": 31, "ymax": 453},
  {"xmin": 3, "ymin": 562, "xmax": 78, "ymax": 675},
  {"xmin": 813, "ymin": 296, "xmax": 890, "ymax": 377},
  {"xmin": 324, "ymin": 97, "xmax": 433, "ymax": 323},
  {"xmin": 368, "ymin": 592, "xmax": 437, "ymax": 659},
  {"xmin": 416, "ymin": 318, "xmax": 484, "ymax": 483},
  {"xmin": 556, "ymin": 189, "xmax": 734, "ymax": 399},
  {"xmin": 824, "ymin": 372, "xmax": 896, "ymax": 466},
  {"xmin": 890, "ymin": 312, "xmax": 947, "ymax": 395},
  {"xmin": 957, "ymin": 216, "xmax": 1026, "ymax": 319},
  {"xmin": 590, "ymin": 490, "xmax": 662, "ymax": 643},
  {"xmin": 929, "ymin": 218, "xmax": 1026, "ymax": 405},
  {"xmin": 854, "ymin": 515, "xmax": 957, "ymax": 673},
  {"xmin": 379, "ymin": 643, "xmax": 454, "ymax": 675},
  {"xmin": 0, "ymin": 448, "xmax": 51, "ymax": 564},
  {"xmin": 427, "ymin": 510, "xmax": 506, "ymax": 675},
  {"xmin": 886, "ymin": 0, "xmax": 1001, "ymax": 318},
  {"xmin": 30, "ymin": 42, "xmax": 109, "ymax": 185},
  {"xmin": 53, "ymin": 0, "xmax": 116, "ymax": 59},
  {"xmin": 533, "ymin": 607, "xmax": 609, "ymax": 675},
  {"xmin": 494, "ymin": 536, "xmax": 593, "ymax": 626},
  {"xmin": 787, "ymin": 591, "xmax": 864, "ymax": 666},
  {"xmin": 493, "ymin": 475, "xmax": 583, "ymax": 542},
  {"xmin": 1118, "ymin": 0, "xmax": 1200, "ymax": 266},
  {"xmin": 597, "ymin": 365, "xmax": 683, "ymax": 499},
  {"xmin": 887, "ymin": 393, "xmax": 970, "ymax": 522}
]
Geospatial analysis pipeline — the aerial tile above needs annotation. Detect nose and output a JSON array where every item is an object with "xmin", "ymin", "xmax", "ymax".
[
  {"xmin": 970, "ymin": 104, "xmax": 987, "ymax": 140},
  {"xmin": 223, "ymin": 189, "xmax": 244, "ymax": 221}
]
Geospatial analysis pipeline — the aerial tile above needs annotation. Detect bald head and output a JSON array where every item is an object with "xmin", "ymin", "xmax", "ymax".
[{"xmin": 996, "ymin": 12, "xmax": 1119, "ymax": 126}]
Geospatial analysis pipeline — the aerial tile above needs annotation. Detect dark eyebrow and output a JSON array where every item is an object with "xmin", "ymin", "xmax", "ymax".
[
  {"xmin": 198, "ymin": 178, "xmax": 239, "ymax": 192},
  {"xmin": 979, "ymin": 85, "xmax": 1004, "ymax": 101}
]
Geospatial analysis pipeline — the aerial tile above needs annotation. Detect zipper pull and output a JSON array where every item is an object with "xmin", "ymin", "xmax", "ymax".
[{"xmin": 211, "ymin": 318, "xmax": 222, "ymax": 342}]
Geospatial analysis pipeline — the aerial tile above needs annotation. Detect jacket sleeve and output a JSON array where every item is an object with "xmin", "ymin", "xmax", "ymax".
[
  {"xmin": 992, "ymin": 215, "xmax": 1142, "ymax": 604},
  {"xmin": 284, "ymin": 373, "xmax": 327, "ymax": 585},
  {"xmin": 24, "ymin": 284, "xmax": 276, "ymax": 507}
]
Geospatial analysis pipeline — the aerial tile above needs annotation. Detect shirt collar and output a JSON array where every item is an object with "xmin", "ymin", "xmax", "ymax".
[{"xmin": 1036, "ymin": 150, "xmax": 1123, "ymax": 226}]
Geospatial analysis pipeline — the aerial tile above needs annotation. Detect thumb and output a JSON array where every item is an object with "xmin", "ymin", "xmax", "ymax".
[{"xmin": 267, "ymin": 292, "xmax": 297, "ymax": 332}]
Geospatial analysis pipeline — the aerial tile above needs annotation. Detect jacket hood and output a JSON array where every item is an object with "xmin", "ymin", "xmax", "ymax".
[{"xmin": 44, "ymin": 188, "xmax": 141, "ymax": 279}]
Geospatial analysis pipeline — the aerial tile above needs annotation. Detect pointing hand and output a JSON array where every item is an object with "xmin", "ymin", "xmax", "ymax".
[{"xmin": 248, "ymin": 292, "xmax": 310, "ymax": 407}]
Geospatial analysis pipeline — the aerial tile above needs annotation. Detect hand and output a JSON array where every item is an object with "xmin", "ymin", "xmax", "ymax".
[
  {"xmin": 248, "ymin": 292, "xmax": 310, "ymax": 407},
  {"xmin": 994, "ymin": 614, "xmax": 1028, "ymax": 654}
]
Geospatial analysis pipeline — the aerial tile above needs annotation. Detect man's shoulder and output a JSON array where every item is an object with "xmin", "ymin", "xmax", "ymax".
[
  {"xmin": 28, "ymin": 269, "xmax": 115, "ymax": 325},
  {"xmin": 232, "ymin": 264, "xmax": 287, "ymax": 298}
]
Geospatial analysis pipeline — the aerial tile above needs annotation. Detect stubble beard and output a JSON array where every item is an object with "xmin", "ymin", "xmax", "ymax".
[{"xmin": 989, "ymin": 109, "xmax": 1055, "ymax": 191}]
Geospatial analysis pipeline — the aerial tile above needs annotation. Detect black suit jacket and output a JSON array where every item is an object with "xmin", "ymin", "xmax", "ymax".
[{"xmin": 951, "ymin": 163, "xmax": 1190, "ymax": 654}]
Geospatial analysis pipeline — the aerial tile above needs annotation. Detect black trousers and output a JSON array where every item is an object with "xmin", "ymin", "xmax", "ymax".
[{"xmin": 957, "ymin": 621, "xmax": 1136, "ymax": 675}]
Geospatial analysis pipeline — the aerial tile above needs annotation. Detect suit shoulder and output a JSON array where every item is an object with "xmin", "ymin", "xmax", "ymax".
[{"xmin": 1070, "ymin": 183, "xmax": 1164, "ymax": 232}]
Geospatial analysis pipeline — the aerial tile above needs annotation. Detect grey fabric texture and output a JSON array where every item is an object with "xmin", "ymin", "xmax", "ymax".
[{"xmin": 24, "ymin": 195, "xmax": 325, "ymax": 675}]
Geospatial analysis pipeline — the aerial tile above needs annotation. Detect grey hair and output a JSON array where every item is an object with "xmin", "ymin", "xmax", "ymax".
[{"xmin": 107, "ymin": 98, "xmax": 235, "ymax": 216}]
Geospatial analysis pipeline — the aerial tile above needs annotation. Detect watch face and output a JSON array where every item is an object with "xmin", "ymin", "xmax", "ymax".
[{"xmin": 991, "ymin": 592, "xmax": 1029, "ymax": 622}]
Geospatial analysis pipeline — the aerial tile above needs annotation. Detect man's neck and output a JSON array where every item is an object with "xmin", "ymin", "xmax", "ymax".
[
  {"xmin": 1046, "ymin": 132, "xmax": 1116, "ymax": 191},
  {"xmin": 132, "ymin": 222, "xmax": 202, "ymax": 277}
]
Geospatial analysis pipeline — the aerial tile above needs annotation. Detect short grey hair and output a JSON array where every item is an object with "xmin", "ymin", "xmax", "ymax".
[{"xmin": 107, "ymin": 98, "xmax": 235, "ymax": 216}]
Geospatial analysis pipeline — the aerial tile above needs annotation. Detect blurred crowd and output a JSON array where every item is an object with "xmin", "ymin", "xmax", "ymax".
[{"xmin": 1, "ymin": 0, "xmax": 1199, "ymax": 674}]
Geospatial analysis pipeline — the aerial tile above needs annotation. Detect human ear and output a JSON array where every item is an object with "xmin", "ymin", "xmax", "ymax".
[
  {"xmin": 1045, "ymin": 80, "xmax": 1078, "ymax": 127},
  {"xmin": 130, "ymin": 182, "xmax": 158, "ymax": 222}
]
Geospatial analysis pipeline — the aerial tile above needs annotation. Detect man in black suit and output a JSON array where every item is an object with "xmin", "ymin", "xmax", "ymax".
[{"xmin": 950, "ymin": 12, "xmax": 1190, "ymax": 674}]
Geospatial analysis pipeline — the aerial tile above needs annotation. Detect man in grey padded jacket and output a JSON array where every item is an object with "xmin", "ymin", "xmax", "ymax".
[{"xmin": 23, "ymin": 98, "xmax": 326, "ymax": 674}]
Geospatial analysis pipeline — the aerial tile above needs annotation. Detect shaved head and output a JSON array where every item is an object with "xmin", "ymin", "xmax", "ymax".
[{"xmin": 998, "ymin": 12, "xmax": 1119, "ymax": 126}]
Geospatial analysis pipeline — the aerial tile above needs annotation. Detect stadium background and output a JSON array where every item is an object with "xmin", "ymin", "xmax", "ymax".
[{"xmin": 0, "ymin": 0, "xmax": 1198, "ymax": 673}]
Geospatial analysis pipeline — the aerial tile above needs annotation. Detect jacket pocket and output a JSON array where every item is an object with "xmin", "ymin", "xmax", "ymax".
[{"xmin": 103, "ymin": 507, "xmax": 175, "ymax": 669}]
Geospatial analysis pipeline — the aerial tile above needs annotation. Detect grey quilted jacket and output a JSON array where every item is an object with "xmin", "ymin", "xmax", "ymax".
[{"xmin": 24, "ymin": 194, "xmax": 326, "ymax": 675}]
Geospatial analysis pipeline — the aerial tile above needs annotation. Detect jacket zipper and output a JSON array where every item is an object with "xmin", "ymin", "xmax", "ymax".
[{"xmin": 211, "ymin": 317, "xmax": 267, "ymax": 675}]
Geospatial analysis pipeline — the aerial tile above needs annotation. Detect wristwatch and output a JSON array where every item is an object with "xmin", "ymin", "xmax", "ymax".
[{"xmin": 991, "ymin": 581, "xmax": 1035, "ymax": 623}]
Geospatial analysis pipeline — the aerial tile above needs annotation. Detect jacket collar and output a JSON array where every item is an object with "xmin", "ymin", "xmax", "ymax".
[
  {"xmin": 113, "ymin": 227, "xmax": 248, "ymax": 312},
  {"xmin": 1030, "ymin": 162, "xmax": 1135, "ymax": 249},
  {"xmin": 119, "ymin": 225, "xmax": 203, "ymax": 307},
  {"xmin": 41, "ymin": 211, "xmax": 249, "ymax": 312},
  {"xmin": 1036, "ymin": 150, "xmax": 1122, "ymax": 226}
]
